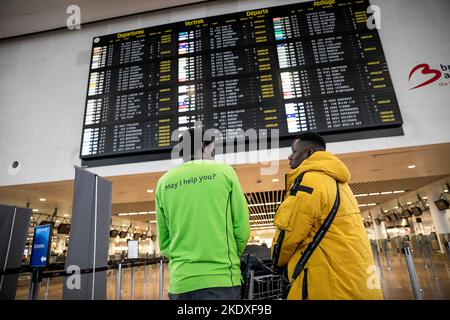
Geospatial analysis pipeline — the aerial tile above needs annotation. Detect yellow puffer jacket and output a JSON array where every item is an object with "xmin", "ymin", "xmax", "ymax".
[{"xmin": 271, "ymin": 151, "xmax": 383, "ymax": 300}]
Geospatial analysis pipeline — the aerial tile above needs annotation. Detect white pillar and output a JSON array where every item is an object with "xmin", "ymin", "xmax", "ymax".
[
  {"xmin": 374, "ymin": 221, "xmax": 388, "ymax": 240},
  {"xmin": 56, "ymin": 235, "xmax": 65, "ymax": 253},
  {"xmin": 427, "ymin": 186, "xmax": 450, "ymax": 254}
]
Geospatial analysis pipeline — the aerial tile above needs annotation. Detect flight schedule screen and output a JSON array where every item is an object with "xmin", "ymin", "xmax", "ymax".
[{"xmin": 81, "ymin": 0, "xmax": 402, "ymax": 160}]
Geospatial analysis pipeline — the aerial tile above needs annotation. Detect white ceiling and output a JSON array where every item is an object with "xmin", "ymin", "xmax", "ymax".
[{"xmin": 0, "ymin": 0, "xmax": 209, "ymax": 39}]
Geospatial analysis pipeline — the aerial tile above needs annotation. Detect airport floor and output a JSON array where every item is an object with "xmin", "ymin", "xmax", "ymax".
[
  {"xmin": 377, "ymin": 250, "xmax": 450, "ymax": 300},
  {"xmin": 14, "ymin": 252, "xmax": 450, "ymax": 300}
]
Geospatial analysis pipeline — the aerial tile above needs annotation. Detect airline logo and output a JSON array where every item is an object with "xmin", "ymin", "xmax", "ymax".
[{"xmin": 408, "ymin": 63, "xmax": 450, "ymax": 89}]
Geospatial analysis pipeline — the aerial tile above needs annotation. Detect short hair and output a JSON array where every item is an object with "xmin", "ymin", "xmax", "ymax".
[
  {"xmin": 179, "ymin": 128, "xmax": 215, "ymax": 161},
  {"xmin": 295, "ymin": 132, "xmax": 326, "ymax": 150}
]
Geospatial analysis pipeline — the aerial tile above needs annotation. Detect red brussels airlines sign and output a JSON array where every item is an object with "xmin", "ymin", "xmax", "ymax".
[{"xmin": 409, "ymin": 63, "xmax": 450, "ymax": 90}]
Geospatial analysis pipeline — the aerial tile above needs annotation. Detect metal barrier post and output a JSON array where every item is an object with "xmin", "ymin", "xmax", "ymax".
[
  {"xmin": 130, "ymin": 266, "xmax": 135, "ymax": 300},
  {"xmin": 28, "ymin": 270, "xmax": 41, "ymax": 300},
  {"xmin": 391, "ymin": 238, "xmax": 396, "ymax": 256},
  {"xmin": 248, "ymin": 270, "xmax": 255, "ymax": 300},
  {"xmin": 109, "ymin": 269, "xmax": 114, "ymax": 287},
  {"xmin": 402, "ymin": 243, "xmax": 423, "ymax": 300},
  {"xmin": 115, "ymin": 263, "xmax": 122, "ymax": 300},
  {"xmin": 395, "ymin": 237, "xmax": 402, "ymax": 255},
  {"xmin": 445, "ymin": 240, "xmax": 450, "ymax": 261},
  {"xmin": 371, "ymin": 241, "xmax": 384, "ymax": 282},
  {"xmin": 383, "ymin": 240, "xmax": 392, "ymax": 270},
  {"xmin": 159, "ymin": 259, "xmax": 164, "ymax": 300},
  {"xmin": 44, "ymin": 277, "xmax": 50, "ymax": 300},
  {"xmin": 121, "ymin": 265, "xmax": 124, "ymax": 291},
  {"xmin": 424, "ymin": 236, "xmax": 438, "ymax": 278},
  {"xmin": 142, "ymin": 264, "xmax": 148, "ymax": 300},
  {"xmin": 376, "ymin": 239, "xmax": 382, "ymax": 255},
  {"xmin": 144, "ymin": 264, "xmax": 149, "ymax": 287},
  {"xmin": 419, "ymin": 236, "xmax": 429, "ymax": 268},
  {"xmin": 411, "ymin": 235, "xmax": 419, "ymax": 253}
]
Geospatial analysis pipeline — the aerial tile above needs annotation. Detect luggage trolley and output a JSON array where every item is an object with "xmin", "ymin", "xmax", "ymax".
[{"xmin": 240, "ymin": 253, "xmax": 283, "ymax": 300}]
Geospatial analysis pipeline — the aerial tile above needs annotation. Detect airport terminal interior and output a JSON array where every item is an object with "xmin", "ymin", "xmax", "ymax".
[{"xmin": 0, "ymin": 0, "xmax": 449, "ymax": 300}]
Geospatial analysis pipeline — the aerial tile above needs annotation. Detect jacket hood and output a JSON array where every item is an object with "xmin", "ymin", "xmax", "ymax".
[{"xmin": 287, "ymin": 151, "xmax": 350, "ymax": 188}]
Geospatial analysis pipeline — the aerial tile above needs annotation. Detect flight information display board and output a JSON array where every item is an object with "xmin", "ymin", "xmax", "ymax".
[{"xmin": 80, "ymin": 0, "xmax": 402, "ymax": 161}]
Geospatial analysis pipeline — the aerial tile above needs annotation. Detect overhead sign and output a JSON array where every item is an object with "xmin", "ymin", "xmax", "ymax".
[
  {"xmin": 30, "ymin": 225, "xmax": 52, "ymax": 267},
  {"xmin": 80, "ymin": 0, "xmax": 403, "ymax": 165}
]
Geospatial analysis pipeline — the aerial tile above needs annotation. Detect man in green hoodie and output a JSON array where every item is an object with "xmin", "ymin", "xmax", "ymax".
[{"xmin": 156, "ymin": 128, "xmax": 250, "ymax": 300}]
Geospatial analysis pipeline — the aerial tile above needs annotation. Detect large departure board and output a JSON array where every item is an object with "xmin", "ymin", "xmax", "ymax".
[{"xmin": 80, "ymin": 0, "xmax": 402, "ymax": 162}]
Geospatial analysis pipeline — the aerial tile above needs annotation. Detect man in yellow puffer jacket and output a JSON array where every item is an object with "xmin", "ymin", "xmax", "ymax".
[{"xmin": 271, "ymin": 132, "xmax": 383, "ymax": 300}]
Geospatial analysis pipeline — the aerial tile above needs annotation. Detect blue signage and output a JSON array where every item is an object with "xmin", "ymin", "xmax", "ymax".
[{"xmin": 30, "ymin": 225, "xmax": 52, "ymax": 267}]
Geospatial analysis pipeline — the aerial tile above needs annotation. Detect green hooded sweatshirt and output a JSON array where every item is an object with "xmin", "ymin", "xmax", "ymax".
[{"xmin": 156, "ymin": 160, "xmax": 250, "ymax": 294}]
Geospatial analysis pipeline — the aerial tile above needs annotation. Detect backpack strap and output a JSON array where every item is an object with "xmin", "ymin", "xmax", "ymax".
[{"xmin": 291, "ymin": 179, "xmax": 341, "ymax": 282}]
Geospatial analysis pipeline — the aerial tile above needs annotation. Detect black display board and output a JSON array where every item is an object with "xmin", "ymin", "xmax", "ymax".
[{"xmin": 80, "ymin": 0, "xmax": 402, "ymax": 165}]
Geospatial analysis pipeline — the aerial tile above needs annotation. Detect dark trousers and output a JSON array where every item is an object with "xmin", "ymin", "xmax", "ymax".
[{"xmin": 169, "ymin": 286, "xmax": 241, "ymax": 300}]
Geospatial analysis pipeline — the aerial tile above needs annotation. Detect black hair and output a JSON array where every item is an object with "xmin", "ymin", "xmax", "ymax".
[
  {"xmin": 179, "ymin": 128, "xmax": 215, "ymax": 161},
  {"xmin": 295, "ymin": 132, "xmax": 326, "ymax": 150}
]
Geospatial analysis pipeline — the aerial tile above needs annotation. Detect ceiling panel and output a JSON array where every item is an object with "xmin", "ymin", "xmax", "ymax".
[
  {"xmin": 350, "ymin": 175, "xmax": 447, "ymax": 207},
  {"xmin": 0, "ymin": 0, "xmax": 210, "ymax": 39}
]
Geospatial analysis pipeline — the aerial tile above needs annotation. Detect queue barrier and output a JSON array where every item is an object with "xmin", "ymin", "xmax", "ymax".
[{"xmin": 0, "ymin": 257, "xmax": 168, "ymax": 300}]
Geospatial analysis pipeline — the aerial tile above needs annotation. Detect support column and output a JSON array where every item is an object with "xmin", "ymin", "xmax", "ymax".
[
  {"xmin": 428, "ymin": 186, "xmax": 450, "ymax": 254},
  {"xmin": 374, "ymin": 220, "xmax": 388, "ymax": 241},
  {"xmin": 62, "ymin": 166, "xmax": 112, "ymax": 300}
]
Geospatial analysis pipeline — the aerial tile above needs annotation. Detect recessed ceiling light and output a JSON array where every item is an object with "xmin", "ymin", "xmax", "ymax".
[
  {"xmin": 30, "ymin": 216, "xmax": 33, "ymax": 219},
  {"xmin": 367, "ymin": 203, "xmax": 377, "ymax": 206},
  {"xmin": 118, "ymin": 213, "xmax": 128, "ymax": 216},
  {"xmin": 55, "ymin": 220, "xmax": 60, "ymax": 223},
  {"xmin": 393, "ymin": 190, "xmax": 405, "ymax": 194},
  {"xmin": 32, "ymin": 209, "xmax": 39, "ymax": 212},
  {"xmin": 252, "ymin": 218, "xmax": 274, "ymax": 222},
  {"xmin": 358, "ymin": 204, "xmax": 367, "ymax": 207},
  {"xmin": 149, "ymin": 220, "xmax": 157, "ymax": 223},
  {"xmin": 248, "ymin": 202, "xmax": 280, "ymax": 207},
  {"xmin": 408, "ymin": 165, "xmax": 416, "ymax": 169},
  {"xmin": 355, "ymin": 194, "xmax": 368, "ymax": 197},
  {"xmin": 380, "ymin": 191, "xmax": 392, "ymax": 195},
  {"xmin": 444, "ymin": 189, "xmax": 449, "ymax": 193},
  {"xmin": 369, "ymin": 192, "xmax": 380, "ymax": 196},
  {"xmin": 250, "ymin": 212, "xmax": 275, "ymax": 216},
  {"xmin": 272, "ymin": 178, "xmax": 279, "ymax": 182},
  {"xmin": 147, "ymin": 189, "xmax": 154, "ymax": 193},
  {"xmin": 122, "ymin": 224, "xmax": 126, "ymax": 227},
  {"xmin": 63, "ymin": 214, "xmax": 69, "ymax": 217},
  {"xmin": 383, "ymin": 210, "xmax": 388, "ymax": 213},
  {"xmin": 39, "ymin": 198, "xmax": 46, "ymax": 202},
  {"xmin": 394, "ymin": 206, "xmax": 399, "ymax": 209},
  {"xmin": 422, "ymin": 196, "xmax": 428, "ymax": 199},
  {"xmin": 406, "ymin": 202, "xmax": 412, "ymax": 205}
]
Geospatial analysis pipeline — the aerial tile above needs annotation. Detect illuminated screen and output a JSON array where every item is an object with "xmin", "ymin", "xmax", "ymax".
[{"xmin": 80, "ymin": 0, "xmax": 402, "ymax": 164}]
